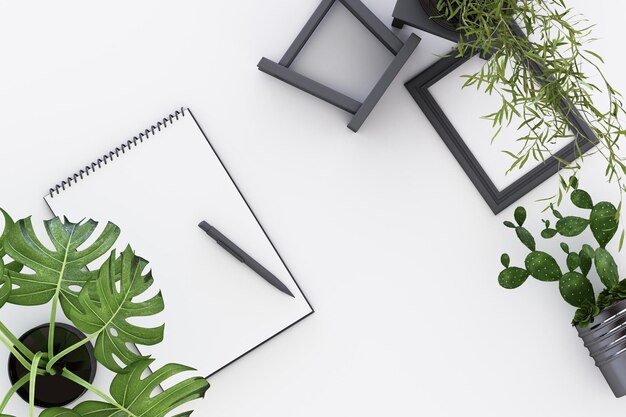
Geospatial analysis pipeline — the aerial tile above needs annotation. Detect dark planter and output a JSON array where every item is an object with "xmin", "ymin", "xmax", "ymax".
[
  {"xmin": 577, "ymin": 298, "xmax": 626, "ymax": 398},
  {"xmin": 8, "ymin": 323, "xmax": 97, "ymax": 408},
  {"xmin": 392, "ymin": 0, "xmax": 461, "ymax": 42},
  {"xmin": 418, "ymin": 0, "xmax": 460, "ymax": 30}
]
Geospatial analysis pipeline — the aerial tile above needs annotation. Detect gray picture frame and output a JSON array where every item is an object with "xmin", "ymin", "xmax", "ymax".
[
  {"xmin": 258, "ymin": 0, "xmax": 420, "ymax": 132},
  {"xmin": 405, "ymin": 52, "xmax": 597, "ymax": 214}
]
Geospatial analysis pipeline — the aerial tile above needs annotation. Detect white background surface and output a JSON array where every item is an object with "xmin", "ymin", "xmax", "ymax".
[{"xmin": 0, "ymin": 0, "xmax": 625, "ymax": 416}]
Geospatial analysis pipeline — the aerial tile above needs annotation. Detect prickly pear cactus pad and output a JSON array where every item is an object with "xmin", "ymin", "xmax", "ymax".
[
  {"xmin": 524, "ymin": 251, "xmax": 562, "ymax": 282},
  {"xmin": 590, "ymin": 202, "xmax": 619, "ymax": 248},
  {"xmin": 559, "ymin": 272, "xmax": 594, "ymax": 307},
  {"xmin": 497, "ymin": 178, "xmax": 626, "ymax": 328},
  {"xmin": 0, "ymin": 210, "xmax": 210, "ymax": 417}
]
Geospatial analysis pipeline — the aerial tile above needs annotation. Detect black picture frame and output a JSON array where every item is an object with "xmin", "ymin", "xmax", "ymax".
[{"xmin": 405, "ymin": 52, "xmax": 597, "ymax": 214}]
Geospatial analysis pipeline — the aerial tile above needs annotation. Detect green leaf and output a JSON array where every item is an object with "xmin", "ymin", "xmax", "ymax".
[
  {"xmin": 41, "ymin": 359, "xmax": 209, "ymax": 417},
  {"xmin": 570, "ymin": 189, "xmax": 593, "ymax": 209},
  {"xmin": 525, "ymin": 251, "xmax": 562, "ymax": 282},
  {"xmin": 503, "ymin": 221, "xmax": 516, "ymax": 228},
  {"xmin": 0, "ymin": 258, "xmax": 11, "ymax": 309},
  {"xmin": 584, "ymin": 49, "xmax": 605, "ymax": 64},
  {"xmin": 516, "ymin": 227, "xmax": 536, "ymax": 251},
  {"xmin": 541, "ymin": 228, "xmax": 557, "ymax": 239},
  {"xmin": 0, "ymin": 208, "xmax": 14, "ymax": 308},
  {"xmin": 572, "ymin": 301, "xmax": 601, "ymax": 328},
  {"xmin": 556, "ymin": 216, "xmax": 590, "ymax": 237},
  {"xmin": 0, "ymin": 208, "xmax": 14, "ymax": 256},
  {"xmin": 514, "ymin": 207, "xmax": 527, "ymax": 226},
  {"xmin": 69, "ymin": 247, "xmax": 164, "ymax": 373},
  {"xmin": 4, "ymin": 261, "xmax": 23, "ymax": 273},
  {"xmin": 590, "ymin": 202, "xmax": 619, "ymax": 248},
  {"xmin": 579, "ymin": 245, "xmax": 594, "ymax": 276},
  {"xmin": 498, "ymin": 267, "xmax": 529, "ymax": 289},
  {"xmin": 39, "ymin": 410, "xmax": 81, "ymax": 417},
  {"xmin": 500, "ymin": 253, "xmax": 510, "ymax": 268},
  {"xmin": 595, "ymin": 248, "xmax": 619, "ymax": 289},
  {"xmin": 560, "ymin": 272, "xmax": 595, "ymax": 307},
  {"xmin": 566, "ymin": 252, "xmax": 581, "ymax": 272},
  {"xmin": 3, "ymin": 217, "xmax": 120, "ymax": 315}
]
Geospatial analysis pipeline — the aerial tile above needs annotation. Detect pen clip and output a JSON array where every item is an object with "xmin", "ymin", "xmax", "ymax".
[{"xmin": 216, "ymin": 239, "xmax": 245, "ymax": 263}]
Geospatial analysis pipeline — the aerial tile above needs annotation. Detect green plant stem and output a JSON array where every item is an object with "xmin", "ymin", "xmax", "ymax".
[
  {"xmin": 46, "ymin": 331, "xmax": 98, "ymax": 375},
  {"xmin": 62, "ymin": 368, "xmax": 139, "ymax": 417},
  {"xmin": 48, "ymin": 289, "xmax": 61, "ymax": 359},
  {"xmin": 0, "ymin": 320, "xmax": 34, "ymax": 361},
  {"xmin": 0, "ymin": 373, "xmax": 29, "ymax": 414},
  {"xmin": 48, "ymin": 233, "xmax": 74, "ymax": 359},
  {"xmin": 29, "ymin": 352, "xmax": 44, "ymax": 417},
  {"xmin": 0, "ymin": 331, "xmax": 35, "ymax": 373}
]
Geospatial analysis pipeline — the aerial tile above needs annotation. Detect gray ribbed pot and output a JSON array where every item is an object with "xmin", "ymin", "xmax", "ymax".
[{"xmin": 577, "ymin": 298, "xmax": 626, "ymax": 397}]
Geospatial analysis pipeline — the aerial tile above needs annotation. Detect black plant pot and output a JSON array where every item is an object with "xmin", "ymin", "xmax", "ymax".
[
  {"xmin": 392, "ymin": 0, "xmax": 462, "ymax": 43},
  {"xmin": 418, "ymin": 0, "xmax": 461, "ymax": 30},
  {"xmin": 577, "ymin": 299, "xmax": 626, "ymax": 398},
  {"xmin": 8, "ymin": 323, "xmax": 97, "ymax": 408}
]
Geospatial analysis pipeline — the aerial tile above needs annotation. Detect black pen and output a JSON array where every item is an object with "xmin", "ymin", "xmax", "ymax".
[{"xmin": 198, "ymin": 221, "xmax": 295, "ymax": 298}]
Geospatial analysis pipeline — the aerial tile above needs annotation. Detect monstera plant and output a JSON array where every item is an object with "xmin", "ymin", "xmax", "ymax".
[{"xmin": 0, "ymin": 209, "xmax": 209, "ymax": 416}]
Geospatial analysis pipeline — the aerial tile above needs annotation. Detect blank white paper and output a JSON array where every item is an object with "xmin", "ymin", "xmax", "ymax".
[{"xmin": 43, "ymin": 109, "xmax": 313, "ymax": 380}]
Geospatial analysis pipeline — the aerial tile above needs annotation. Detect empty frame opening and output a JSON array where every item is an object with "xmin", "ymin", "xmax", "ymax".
[
  {"xmin": 428, "ymin": 55, "xmax": 571, "ymax": 192},
  {"xmin": 290, "ymin": 1, "xmax": 393, "ymax": 102}
]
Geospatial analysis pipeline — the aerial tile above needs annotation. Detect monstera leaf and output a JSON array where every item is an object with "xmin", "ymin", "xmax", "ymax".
[
  {"xmin": 0, "ymin": 258, "xmax": 10, "ymax": 309},
  {"xmin": 3, "ymin": 216, "xmax": 120, "ymax": 314},
  {"xmin": 0, "ymin": 209, "xmax": 14, "ymax": 309},
  {"xmin": 0, "ymin": 208, "xmax": 13, "ymax": 256},
  {"xmin": 68, "ymin": 246, "xmax": 164, "ymax": 372},
  {"xmin": 41, "ymin": 359, "xmax": 209, "ymax": 417}
]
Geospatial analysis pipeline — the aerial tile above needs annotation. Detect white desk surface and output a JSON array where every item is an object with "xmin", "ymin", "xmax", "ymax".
[{"xmin": 0, "ymin": 0, "xmax": 625, "ymax": 415}]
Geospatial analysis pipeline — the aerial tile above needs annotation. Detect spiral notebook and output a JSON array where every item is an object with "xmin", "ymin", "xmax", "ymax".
[{"xmin": 43, "ymin": 108, "xmax": 314, "ymax": 378}]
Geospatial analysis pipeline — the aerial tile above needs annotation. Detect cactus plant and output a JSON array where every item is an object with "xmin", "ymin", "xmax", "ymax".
[{"xmin": 498, "ymin": 178, "xmax": 626, "ymax": 327}]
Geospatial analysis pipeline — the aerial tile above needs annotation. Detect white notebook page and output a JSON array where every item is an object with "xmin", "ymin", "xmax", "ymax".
[{"xmin": 44, "ymin": 109, "xmax": 313, "ymax": 379}]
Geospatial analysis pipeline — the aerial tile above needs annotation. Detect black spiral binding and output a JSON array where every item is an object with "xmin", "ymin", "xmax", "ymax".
[{"xmin": 48, "ymin": 107, "xmax": 187, "ymax": 198}]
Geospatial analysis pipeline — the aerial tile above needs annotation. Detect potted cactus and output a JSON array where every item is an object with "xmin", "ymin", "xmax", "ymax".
[
  {"xmin": 0, "ymin": 209, "xmax": 209, "ymax": 416},
  {"xmin": 498, "ymin": 177, "xmax": 626, "ymax": 397}
]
